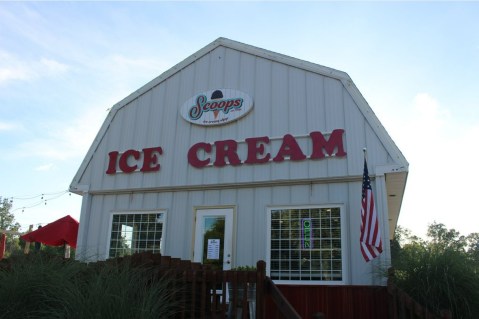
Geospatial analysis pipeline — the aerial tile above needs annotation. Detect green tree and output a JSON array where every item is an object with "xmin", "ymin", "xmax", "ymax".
[
  {"xmin": 0, "ymin": 197, "xmax": 22, "ymax": 256},
  {"xmin": 392, "ymin": 222, "xmax": 479, "ymax": 319},
  {"xmin": 427, "ymin": 222, "xmax": 468, "ymax": 251},
  {"xmin": 466, "ymin": 232, "xmax": 479, "ymax": 263}
]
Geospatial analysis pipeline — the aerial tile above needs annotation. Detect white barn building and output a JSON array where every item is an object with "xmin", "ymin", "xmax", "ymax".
[{"xmin": 70, "ymin": 38, "xmax": 408, "ymax": 286}]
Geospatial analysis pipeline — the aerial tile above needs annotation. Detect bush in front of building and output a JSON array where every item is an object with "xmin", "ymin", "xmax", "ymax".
[
  {"xmin": 0, "ymin": 252, "xmax": 180, "ymax": 318},
  {"xmin": 391, "ymin": 223, "xmax": 479, "ymax": 319}
]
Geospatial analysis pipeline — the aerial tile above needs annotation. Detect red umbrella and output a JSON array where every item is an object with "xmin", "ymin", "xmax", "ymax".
[{"xmin": 21, "ymin": 215, "xmax": 79, "ymax": 248}]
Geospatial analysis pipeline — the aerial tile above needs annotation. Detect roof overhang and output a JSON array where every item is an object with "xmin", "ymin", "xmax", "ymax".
[{"xmin": 384, "ymin": 170, "xmax": 408, "ymax": 239}]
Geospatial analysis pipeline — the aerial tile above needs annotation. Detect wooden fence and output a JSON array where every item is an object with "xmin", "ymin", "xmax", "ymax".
[
  {"xmin": 98, "ymin": 252, "xmax": 300, "ymax": 319},
  {"xmin": 88, "ymin": 254, "xmax": 453, "ymax": 319},
  {"xmin": 264, "ymin": 284, "xmax": 389, "ymax": 319},
  {"xmin": 263, "ymin": 275, "xmax": 452, "ymax": 319}
]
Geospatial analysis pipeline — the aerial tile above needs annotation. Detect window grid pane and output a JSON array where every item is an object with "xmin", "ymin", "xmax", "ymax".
[
  {"xmin": 109, "ymin": 213, "xmax": 164, "ymax": 258},
  {"xmin": 270, "ymin": 207, "xmax": 342, "ymax": 281}
]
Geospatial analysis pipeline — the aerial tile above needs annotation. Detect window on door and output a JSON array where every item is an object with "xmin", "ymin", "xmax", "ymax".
[
  {"xmin": 201, "ymin": 216, "xmax": 225, "ymax": 269},
  {"xmin": 268, "ymin": 206, "xmax": 345, "ymax": 284},
  {"xmin": 108, "ymin": 211, "xmax": 166, "ymax": 258},
  {"xmin": 194, "ymin": 208, "xmax": 233, "ymax": 271}
]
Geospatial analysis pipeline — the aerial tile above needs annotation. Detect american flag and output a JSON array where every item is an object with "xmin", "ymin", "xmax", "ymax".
[{"xmin": 360, "ymin": 158, "xmax": 382, "ymax": 262}]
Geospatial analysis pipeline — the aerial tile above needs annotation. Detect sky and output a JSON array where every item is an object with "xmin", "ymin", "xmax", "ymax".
[{"xmin": 0, "ymin": 1, "xmax": 478, "ymax": 239}]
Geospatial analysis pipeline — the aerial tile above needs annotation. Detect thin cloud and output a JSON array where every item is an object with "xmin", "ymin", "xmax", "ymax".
[
  {"xmin": 14, "ymin": 107, "xmax": 105, "ymax": 161},
  {"xmin": 90, "ymin": 53, "xmax": 170, "ymax": 87},
  {"xmin": 0, "ymin": 6, "xmax": 68, "ymax": 58},
  {"xmin": 0, "ymin": 50, "xmax": 69, "ymax": 85},
  {"xmin": 110, "ymin": 54, "xmax": 166, "ymax": 69},
  {"xmin": 40, "ymin": 57, "xmax": 69, "ymax": 75},
  {"xmin": 0, "ymin": 51, "xmax": 34, "ymax": 83},
  {"xmin": 0, "ymin": 121, "xmax": 22, "ymax": 131},
  {"xmin": 35, "ymin": 163, "xmax": 54, "ymax": 171}
]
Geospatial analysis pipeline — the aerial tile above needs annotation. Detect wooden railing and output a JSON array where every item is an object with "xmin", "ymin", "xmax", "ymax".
[
  {"xmin": 264, "ymin": 277, "xmax": 301, "ymax": 319},
  {"xmin": 114, "ymin": 255, "xmax": 453, "ymax": 319},
  {"xmin": 100, "ymin": 252, "xmax": 300, "ymax": 319}
]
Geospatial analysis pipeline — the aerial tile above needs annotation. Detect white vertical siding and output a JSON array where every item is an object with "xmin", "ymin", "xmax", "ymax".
[
  {"xmin": 250, "ymin": 58, "xmax": 272, "ymax": 183},
  {"xmin": 305, "ymin": 73, "xmax": 326, "ymax": 131},
  {"xmin": 169, "ymin": 192, "xmax": 190, "ymax": 260},
  {"xmin": 236, "ymin": 188, "xmax": 255, "ymax": 266},
  {"xmin": 343, "ymin": 89, "xmax": 365, "ymax": 174},
  {"xmin": 375, "ymin": 174, "xmax": 390, "ymax": 285}
]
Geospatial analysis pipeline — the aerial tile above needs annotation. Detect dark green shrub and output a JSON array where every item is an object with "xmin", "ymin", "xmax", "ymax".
[
  {"xmin": 0, "ymin": 253, "xmax": 179, "ymax": 319},
  {"xmin": 54, "ymin": 261, "xmax": 179, "ymax": 319},
  {"xmin": 392, "ymin": 224, "xmax": 479, "ymax": 319},
  {"xmin": 0, "ymin": 252, "xmax": 83, "ymax": 318}
]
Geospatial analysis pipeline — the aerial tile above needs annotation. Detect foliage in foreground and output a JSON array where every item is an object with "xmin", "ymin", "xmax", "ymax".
[
  {"xmin": 0, "ymin": 252, "xmax": 180, "ymax": 319},
  {"xmin": 391, "ymin": 223, "xmax": 479, "ymax": 319}
]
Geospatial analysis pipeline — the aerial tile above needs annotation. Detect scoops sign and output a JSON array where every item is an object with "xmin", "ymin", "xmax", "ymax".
[{"xmin": 180, "ymin": 89, "xmax": 253, "ymax": 126}]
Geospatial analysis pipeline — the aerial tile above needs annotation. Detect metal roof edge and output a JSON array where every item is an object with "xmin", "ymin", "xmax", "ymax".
[{"xmin": 216, "ymin": 37, "xmax": 351, "ymax": 81}]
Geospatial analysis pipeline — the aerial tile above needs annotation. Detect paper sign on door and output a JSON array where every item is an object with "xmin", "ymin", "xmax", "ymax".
[{"xmin": 207, "ymin": 239, "xmax": 220, "ymax": 260}]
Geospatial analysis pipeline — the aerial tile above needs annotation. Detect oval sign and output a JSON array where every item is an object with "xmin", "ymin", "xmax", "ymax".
[{"xmin": 180, "ymin": 89, "xmax": 253, "ymax": 126}]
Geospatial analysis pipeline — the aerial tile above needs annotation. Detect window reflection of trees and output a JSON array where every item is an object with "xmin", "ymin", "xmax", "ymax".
[
  {"xmin": 202, "ymin": 218, "xmax": 225, "ymax": 270},
  {"xmin": 109, "ymin": 213, "xmax": 164, "ymax": 258},
  {"xmin": 270, "ymin": 207, "xmax": 342, "ymax": 281}
]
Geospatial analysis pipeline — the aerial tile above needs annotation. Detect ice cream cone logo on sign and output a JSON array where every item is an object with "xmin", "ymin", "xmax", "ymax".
[
  {"xmin": 210, "ymin": 90, "xmax": 223, "ymax": 119},
  {"xmin": 180, "ymin": 89, "xmax": 254, "ymax": 126}
]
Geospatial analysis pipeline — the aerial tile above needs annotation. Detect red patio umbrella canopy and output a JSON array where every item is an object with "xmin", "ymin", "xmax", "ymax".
[{"xmin": 21, "ymin": 215, "xmax": 79, "ymax": 248}]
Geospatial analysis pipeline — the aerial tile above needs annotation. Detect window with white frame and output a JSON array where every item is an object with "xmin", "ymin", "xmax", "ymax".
[
  {"xmin": 269, "ymin": 206, "xmax": 344, "ymax": 283},
  {"xmin": 109, "ymin": 211, "xmax": 166, "ymax": 258}
]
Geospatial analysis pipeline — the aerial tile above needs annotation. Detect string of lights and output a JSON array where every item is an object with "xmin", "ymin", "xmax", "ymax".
[
  {"xmin": 9, "ymin": 190, "xmax": 71, "ymax": 213},
  {"xmin": 9, "ymin": 190, "xmax": 69, "ymax": 201},
  {"xmin": 3, "ymin": 190, "xmax": 77, "ymax": 230}
]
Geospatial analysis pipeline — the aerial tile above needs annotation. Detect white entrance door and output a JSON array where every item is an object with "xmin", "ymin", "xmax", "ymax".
[{"xmin": 194, "ymin": 208, "xmax": 234, "ymax": 271}]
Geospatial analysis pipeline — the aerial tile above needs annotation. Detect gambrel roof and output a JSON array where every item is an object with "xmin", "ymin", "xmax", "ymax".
[{"xmin": 70, "ymin": 37, "xmax": 408, "ymax": 236}]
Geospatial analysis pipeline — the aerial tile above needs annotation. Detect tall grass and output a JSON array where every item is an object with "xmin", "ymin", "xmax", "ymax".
[
  {"xmin": 0, "ymin": 253, "xmax": 180, "ymax": 319},
  {"xmin": 393, "ymin": 246, "xmax": 479, "ymax": 319}
]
